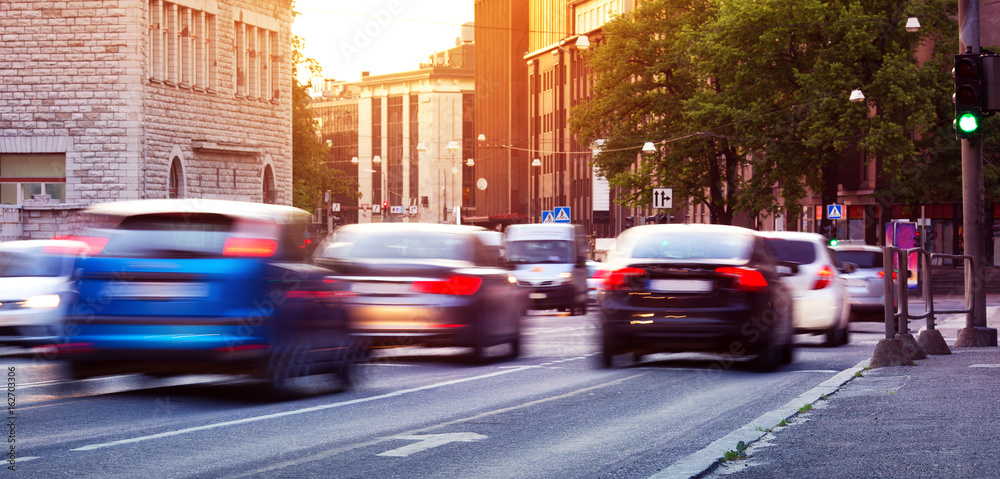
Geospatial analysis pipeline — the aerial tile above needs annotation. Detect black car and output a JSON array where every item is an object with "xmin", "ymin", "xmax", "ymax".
[
  {"xmin": 313, "ymin": 223, "xmax": 525, "ymax": 363},
  {"xmin": 57, "ymin": 199, "xmax": 357, "ymax": 395},
  {"xmin": 598, "ymin": 224, "xmax": 795, "ymax": 371}
]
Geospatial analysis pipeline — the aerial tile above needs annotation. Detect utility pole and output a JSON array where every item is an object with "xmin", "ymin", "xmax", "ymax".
[{"xmin": 956, "ymin": 0, "xmax": 998, "ymax": 346}]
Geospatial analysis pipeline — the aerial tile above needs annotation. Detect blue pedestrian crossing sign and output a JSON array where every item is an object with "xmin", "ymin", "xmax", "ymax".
[
  {"xmin": 827, "ymin": 204, "xmax": 843, "ymax": 220},
  {"xmin": 541, "ymin": 210, "xmax": 554, "ymax": 223},
  {"xmin": 554, "ymin": 206, "xmax": 571, "ymax": 223}
]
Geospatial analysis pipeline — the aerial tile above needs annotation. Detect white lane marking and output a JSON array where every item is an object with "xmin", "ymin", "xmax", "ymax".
[
  {"xmin": 970, "ymin": 364, "xmax": 1000, "ymax": 368},
  {"xmin": 377, "ymin": 433, "xmax": 488, "ymax": 457},
  {"xmin": 13, "ymin": 456, "xmax": 41, "ymax": 462},
  {"xmin": 649, "ymin": 358, "xmax": 871, "ymax": 479},
  {"xmin": 71, "ymin": 366, "xmax": 534, "ymax": 452},
  {"xmin": 791, "ymin": 370, "xmax": 839, "ymax": 374},
  {"xmin": 224, "ymin": 373, "xmax": 646, "ymax": 479}
]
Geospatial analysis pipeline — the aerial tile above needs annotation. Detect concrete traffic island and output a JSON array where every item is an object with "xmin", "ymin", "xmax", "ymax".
[{"xmin": 954, "ymin": 327, "xmax": 998, "ymax": 347}]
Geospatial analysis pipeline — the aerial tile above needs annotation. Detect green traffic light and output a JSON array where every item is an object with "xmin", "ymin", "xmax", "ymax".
[
  {"xmin": 957, "ymin": 112, "xmax": 980, "ymax": 133},
  {"xmin": 829, "ymin": 238, "xmax": 839, "ymax": 246}
]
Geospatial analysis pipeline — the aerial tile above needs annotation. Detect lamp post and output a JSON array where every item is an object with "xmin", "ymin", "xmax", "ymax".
[
  {"xmin": 445, "ymin": 141, "xmax": 461, "ymax": 223},
  {"xmin": 530, "ymin": 158, "xmax": 541, "ymax": 222}
]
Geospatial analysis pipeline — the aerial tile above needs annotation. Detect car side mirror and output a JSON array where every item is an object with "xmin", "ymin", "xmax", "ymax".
[{"xmin": 840, "ymin": 262, "xmax": 858, "ymax": 274}]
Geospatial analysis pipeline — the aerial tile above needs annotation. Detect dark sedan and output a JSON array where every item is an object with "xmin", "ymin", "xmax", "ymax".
[
  {"xmin": 314, "ymin": 223, "xmax": 525, "ymax": 363},
  {"xmin": 598, "ymin": 224, "xmax": 795, "ymax": 371}
]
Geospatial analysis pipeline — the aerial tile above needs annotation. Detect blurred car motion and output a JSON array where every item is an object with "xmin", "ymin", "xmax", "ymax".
[
  {"xmin": 761, "ymin": 232, "xmax": 852, "ymax": 347},
  {"xmin": 598, "ymin": 224, "xmax": 795, "ymax": 371},
  {"xmin": 56, "ymin": 199, "xmax": 355, "ymax": 394},
  {"xmin": 586, "ymin": 260, "xmax": 606, "ymax": 304},
  {"xmin": 314, "ymin": 223, "xmax": 524, "ymax": 363},
  {"xmin": 832, "ymin": 242, "xmax": 890, "ymax": 320},
  {"xmin": 0, "ymin": 239, "xmax": 87, "ymax": 345}
]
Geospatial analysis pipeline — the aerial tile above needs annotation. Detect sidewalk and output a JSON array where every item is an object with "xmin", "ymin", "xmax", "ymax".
[{"xmin": 701, "ymin": 305, "xmax": 1000, "ymax": 479}]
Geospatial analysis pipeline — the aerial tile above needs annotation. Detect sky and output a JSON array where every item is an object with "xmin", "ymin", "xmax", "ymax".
[{"xmin": 292, "ymin": 0, "xmax": 475, "ymax": 82}]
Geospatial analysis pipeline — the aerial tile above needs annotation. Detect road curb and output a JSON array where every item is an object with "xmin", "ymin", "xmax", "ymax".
[{"xmin": 648, "ymin": 358, "xmax": 870, "ymax": 479}]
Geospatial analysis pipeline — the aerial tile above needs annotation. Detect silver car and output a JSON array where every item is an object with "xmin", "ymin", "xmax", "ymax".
[
  {"xmin": 0, "ymin": 240, "xmax": 87, "ymax": 345},
  {"xmin": 831, "ymin": 243, "xmax": 889, "ymax": 320}
]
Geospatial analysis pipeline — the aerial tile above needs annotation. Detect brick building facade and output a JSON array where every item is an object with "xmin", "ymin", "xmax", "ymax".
[{"xmin": 0, "ymin": 0, "xmax": 293, "ymax": 240}]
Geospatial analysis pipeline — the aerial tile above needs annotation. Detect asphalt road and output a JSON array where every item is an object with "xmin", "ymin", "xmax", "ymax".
[{"xmin": 5, "ymin": 310, "xmax": 892, "ymax": 478}]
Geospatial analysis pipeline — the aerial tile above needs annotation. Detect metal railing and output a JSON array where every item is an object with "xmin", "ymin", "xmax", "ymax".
[
  {"xmin": 0, "ymin": 205, "xmax": 21, "ymax": 242},
  {"xmin": 883, "ymin": 246, "xmax": 975, "ymax": 339}
]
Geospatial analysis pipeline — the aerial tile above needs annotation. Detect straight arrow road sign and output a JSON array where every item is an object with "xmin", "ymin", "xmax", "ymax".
[{"xmin": 377, "ymin": 433, "xmax": 488, "ymax": 457}]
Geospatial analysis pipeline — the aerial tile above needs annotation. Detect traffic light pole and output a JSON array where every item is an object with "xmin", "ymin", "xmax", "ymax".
[{"xmin": 957, "ymin": 0, "xmax": 997, "ymax": 346}]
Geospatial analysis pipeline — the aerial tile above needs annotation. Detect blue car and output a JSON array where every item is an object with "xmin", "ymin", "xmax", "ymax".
[{"xmin": 57, "ymin": 199, "xmax": 356, "ymax": 394}]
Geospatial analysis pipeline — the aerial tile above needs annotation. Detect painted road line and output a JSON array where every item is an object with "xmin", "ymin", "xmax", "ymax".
[
  {"xmin": 649, "ymin": 358, "xmax": 871, "ymax": 479},
  {"xmin": 377, "ymin": 433, "xmax": 488, "ymax": 457},
  {"xmin": 225, "ymin": 373, "xmax": 647, "ymax": 479},
  {"xmin": 71, "ymin": 366, "xmax": 535, "ymax": 452}
]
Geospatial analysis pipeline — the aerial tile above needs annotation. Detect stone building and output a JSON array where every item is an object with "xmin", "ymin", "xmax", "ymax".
[{"xmin": 0, "ymin": 0, "xmax": 294, "ymax": 240}]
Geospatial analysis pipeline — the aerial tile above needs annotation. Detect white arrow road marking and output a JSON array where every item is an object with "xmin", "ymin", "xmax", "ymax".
[{"xmin": 377, "ymin": 433, "xmax": 488, "ymax": 457}]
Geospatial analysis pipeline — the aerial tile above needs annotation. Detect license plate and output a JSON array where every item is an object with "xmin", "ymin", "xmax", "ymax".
[
  {"xmin": 845, "ymin": 279, "xmax": 868, "ymax": 288},
  {"xmin": 352, "ymin": 282, "xmax": 411, "ymax": 295},
  {"xmin": 108, "ymin": 282, "xmax": 209, "ymax": 300},
  {"xmin": 647, "ymin": 279, "xmax": 712, "ymax": 293},
  {"xmin": 529, "ymin": 292, "xmax": 547, "ymax": 299}
]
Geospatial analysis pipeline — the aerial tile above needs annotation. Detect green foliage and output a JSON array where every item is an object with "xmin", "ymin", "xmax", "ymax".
[
  {"xmin": 290, "ymin": 34, "xmax": 358, "ymax": 212},
  {"xmin": 855, "ymin": 371, "xmax": 864, "ymax": 378},
  {"xmin": 570, "ymin": 0, "xmax": 958, "ymax": 224},
  {"xmin": 777, "ymin": 419, "xmax": 788, "ymax": 427},
  {"xmin": 798, "ymin": 404, "xmax": 813, "ymax": 413},
  {"xmin": 721, "ymin": 440, "xmax": 749, "ymax": 462}
]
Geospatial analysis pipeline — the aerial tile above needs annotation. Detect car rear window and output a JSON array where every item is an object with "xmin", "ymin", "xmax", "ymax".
[
  {"xmin": 323, "ymin": 231, "xmax": 474, "ymax": 261},
  {"xmin": 98, "ymin": 213, "xmax": 239, "ymax": 257},
  {"xmin": 628, "ymin": 232, "xmax": 752, "ymax": 261},
  {"xmin": 836, "ymin": 250, "xmax": 882, "ymax": 268},
  {"xmin": 763, "ymin": 238, "xmax": 817, "ymax": 264}
]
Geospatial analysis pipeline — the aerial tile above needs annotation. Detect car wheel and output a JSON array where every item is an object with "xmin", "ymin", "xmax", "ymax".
[
  {"xmin": 577, "ymin": 301, "xmax": 587, "ymax": 316},
  {"xmin": 825, "ymin": 324, "xmax": 848, "ymax": 347},
  {"xmin": 262, "ymin": 336, "xmax": 312, "ymax": 397},
  {"xmin": 748, "ymin": 319, "xmax": 782, "ymax": 372}
]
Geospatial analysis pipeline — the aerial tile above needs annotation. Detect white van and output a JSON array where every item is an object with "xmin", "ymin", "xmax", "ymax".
[{"xmin": 504, "ymin": 223, "xmax": 589, "ymax": 315}]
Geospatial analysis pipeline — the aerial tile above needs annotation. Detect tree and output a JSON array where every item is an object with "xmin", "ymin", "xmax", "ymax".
[
  {"xmin": 291, "ymin": 32, "xmax": 357, "ymax": 212},
  {"xmin": 571, "ymin": 0, "xmax": 957, "ymax": 228}
]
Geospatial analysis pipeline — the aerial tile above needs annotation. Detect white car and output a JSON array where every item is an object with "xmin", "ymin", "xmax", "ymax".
[
  {"xmin": 0, "ymin": 240, "xmax": 87, "ymax": 345},
  {"xmin": 761, "ymin": 232, "xmax": 852, "ymax": 346},
  {"xmin": 586, "ymin": 260, "xmax": 606, "ymax": 304}
]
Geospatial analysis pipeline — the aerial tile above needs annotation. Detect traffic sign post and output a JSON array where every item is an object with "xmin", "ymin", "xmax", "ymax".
[
  {"xmin": 653, "ymin": 188, "xmax": 672, "ymax": 209},
  {"xmin": 541, "ymin": 211, "xmax": 554, "ymax": 223},
  {"xmin": 827, "ymin": 204, "xmax": 843, "ymax": 220},
  {"xmin": 554, "ymin": 206, "xmax": 571, "ymax": 223}
]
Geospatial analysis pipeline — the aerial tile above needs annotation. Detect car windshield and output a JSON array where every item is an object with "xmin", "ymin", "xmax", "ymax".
[
  {"xmin": 506, "ymin": 240, "xmax": 573, "ymax": 264},
  {"xmin": 836, "ymin": 250, "xmax": 882, "ymax": 268},
  {"xmin": 0, "ymin": 251, "xmax": 65, "ymax": 277},
  {"xmin": 323, "ymin": 231, "xmax": 474, "ymax": 261},
  {"xmin": 764, "ymin": 238, "xmax": 817, "ymax": 264},
  {"xmin": 628, "ymin": 232, "xmax": 752, "ymax": 261}
]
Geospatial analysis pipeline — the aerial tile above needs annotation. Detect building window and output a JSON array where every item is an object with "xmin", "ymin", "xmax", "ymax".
[
  {"xmin": 149, "ymin": 0, "xmax": 216, "ymax": 90},
  {"xmin": 387, "ymin": 96, "xmax": 403, "ymax": 208},
  {"xmin": 168, "ymin": 157, "xmax": 183, "ymax": 198},
  {"xmin": 234, "ymin": 21, "xmax": 278, "ymax": 100},
  {"xmin": 409, "ymin": 94, "xmax": 419, "ymax": 200},
  {"xmin": 263, "ymin": 165, "xmax": 276, "ymax": 204},
  {"xmin": 0, "ymin": 154, "xmax": 66, "ymax": 205}
]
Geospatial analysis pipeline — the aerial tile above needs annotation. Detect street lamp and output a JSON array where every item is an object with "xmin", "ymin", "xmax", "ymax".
[
  {"xmin": 445, "ymin": 141, "xmax": 461, "ymax": 223},
  {"xmin": 531, "ymin": 158, "xmax": 541, "ymax": 222}
]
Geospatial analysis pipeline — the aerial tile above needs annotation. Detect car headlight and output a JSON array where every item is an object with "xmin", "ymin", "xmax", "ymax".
[
  {"xmin": 23, "ymin": 294, "xmax": 60, "ymax": 309},
  {"xmin": 558, "ymin": 272, "xmax": 572, "ymax": 279}
]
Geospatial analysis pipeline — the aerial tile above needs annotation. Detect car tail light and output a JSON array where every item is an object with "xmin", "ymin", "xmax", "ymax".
[
  {"xmin": 876, "ymin": 271, "xmax": 898, "ymax": 280},
  {"xmin": 592, "ymin": 269, "xmax": 610, "ymax": 280},
  {"xmin": 223, "ymin": 237, "xmax": 278, "ymax": 257},
  {"xmin": 411, "ymin": 275, "xmax": 483, "ymax": 295},
  {"xmin": 54, "ymin": 235, "xmax": 109, "ymax": 255},
  {"xmin": 604, "ymin": 267, "xmax": 646, "ymax": 290},
  {"xmin": 715, "ymin": 267, "xmax": 768, "ymax": 292},
  {"xmin": 812, "ymin": 265, "xmax": 834, "ymax": 290}
]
